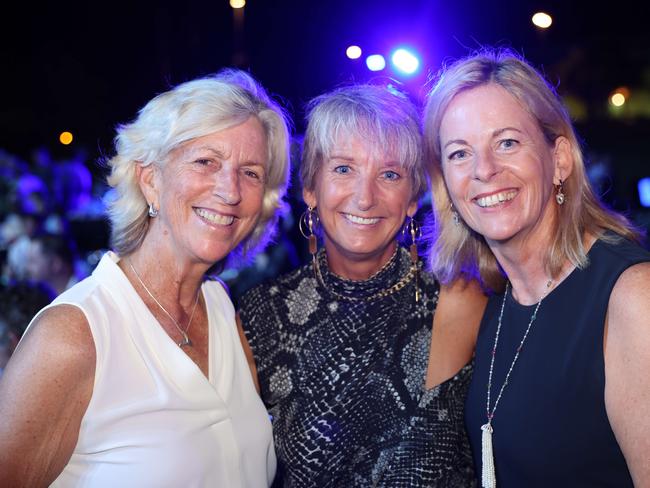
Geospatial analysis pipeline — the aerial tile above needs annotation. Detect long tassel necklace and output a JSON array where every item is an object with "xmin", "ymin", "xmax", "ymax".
[
  {"xmin": 127, "ymin": 259, "xmax": 200, "ymax": 348},
  {"xmin": 481, "ymin": 280, "xmax": 552, "ymax": 488}
]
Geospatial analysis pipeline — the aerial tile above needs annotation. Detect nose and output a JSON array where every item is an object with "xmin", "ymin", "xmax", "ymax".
[
  {"xmin": 213, "ymin": 166, "xmax": 242, "ymax": 205},
  {"xmin": 473, "ymin": 149, "xmax": 500, "ymax": 182},
  {"xmin": 355, "ymin": 174, "xmax": 376, "ymax": 211}
]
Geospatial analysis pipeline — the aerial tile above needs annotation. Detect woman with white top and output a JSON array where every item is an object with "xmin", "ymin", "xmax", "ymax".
[{"xmin": 0, "ymin": 68, "xmax": 291, "ymax": 487}]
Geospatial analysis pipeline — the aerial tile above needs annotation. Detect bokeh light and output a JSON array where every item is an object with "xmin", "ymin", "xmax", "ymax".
[
  {"xmin": 230, "ymin": 0, "xmax": 245, "ymax": 8},
  {"xmin": 346, "ymin": 45, "xmax": 362, "ymax": 59},
  {"xmin": 610, "ymin": 87, "xmax": 629, "ymax": 107},
  {"xmin": 59, "ymin": 131, "xmax": 73, "ymax": 145},
  {"xmin": 391, "ymin": 48, "xmax": 420, "ymax": 75},
  {"xmin": 638, "ymin": 178, "xmax": 650, "ymax": 207},
  {"xmin": 366, "ymin": 54, "xmax": 386, "ymax": 72},
  {"xmin": 532, "ymin": 12, "xmax": 552, "ymax": 28},
  {"xmin": 610, "ymin": 93, "xmax": 625, "ymax": 106}
]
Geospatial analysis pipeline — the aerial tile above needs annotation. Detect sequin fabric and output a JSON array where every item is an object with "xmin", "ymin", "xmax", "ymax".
[{"xmin": 239, "ymin": 247, "xmax": 476, "ymax": 487}]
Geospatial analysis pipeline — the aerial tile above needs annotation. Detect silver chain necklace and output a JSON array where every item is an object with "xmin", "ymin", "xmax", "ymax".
[
  {"xmin": 481, "ymin": 279, "xmax": 552, "ymax": 488},
  {"xmin": 127, "ymin": 259, "xmax": 200, "ymax": 348}
]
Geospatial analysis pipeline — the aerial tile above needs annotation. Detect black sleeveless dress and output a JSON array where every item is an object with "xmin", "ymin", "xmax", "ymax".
[
  {"xmin": 239, "ymin": 247, "xmax": 476, "ymax": 487},
  {"xmin": 466, "ymin": 235, "xmax": 650, "ymax": 487}
]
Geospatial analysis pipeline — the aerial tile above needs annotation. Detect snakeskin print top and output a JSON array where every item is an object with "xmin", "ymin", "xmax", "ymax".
[{"xmin": 239, "ymin": 247, "xmax": 476, "ymax": 487}]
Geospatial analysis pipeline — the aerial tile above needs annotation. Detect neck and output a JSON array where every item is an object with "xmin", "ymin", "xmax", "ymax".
[
  {"xmin": 123, "ymin": 232, "xmax": 206, "ymax": 310},
  {"xmin": 323, "ymin": 241, "xmax": 398, "ymax": 281}
]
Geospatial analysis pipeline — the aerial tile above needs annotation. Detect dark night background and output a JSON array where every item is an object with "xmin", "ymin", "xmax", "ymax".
[{"xmin": 1, "ymin": 0, "xmax": 649, "ymax": 298}]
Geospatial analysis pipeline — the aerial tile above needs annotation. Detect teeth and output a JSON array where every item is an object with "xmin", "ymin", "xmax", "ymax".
[
  {"xmin": 195, "ymin": 208, "xmax": 234, "ymax": 225},
  {"xmin": 345, "ymin": 213, "xmax": 379, "ymax": 225},
  {"xmin": 476, "ymin": 191, "xmax": 517, "ymax": 208}
]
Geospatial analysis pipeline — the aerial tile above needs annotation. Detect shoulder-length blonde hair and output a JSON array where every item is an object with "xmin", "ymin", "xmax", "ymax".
[
  {"xmin": 423, "ymin": 48, "xmax": 642, "ymax": 292},
  {"xmin": 104, "ymin": 69, "xmax": 292, "ymax": 265}
]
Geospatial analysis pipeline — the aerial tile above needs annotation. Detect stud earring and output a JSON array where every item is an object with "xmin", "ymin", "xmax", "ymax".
[{"xmin": 148, "ymin": 202, "xmax": 159, "ymax": 218}]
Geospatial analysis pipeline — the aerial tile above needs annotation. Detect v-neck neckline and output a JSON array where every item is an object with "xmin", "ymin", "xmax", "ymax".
[{"xmin": 101, "ymin": 252, "xmax": 215, "ymax": 389}]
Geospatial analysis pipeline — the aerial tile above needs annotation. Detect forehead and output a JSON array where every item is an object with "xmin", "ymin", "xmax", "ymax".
[
  {"xmin": 172, "ymin": 116, "xmax": 268, "ymax": 160},
  {"xmin": 440, "ymin": 84, "xmax": 538, "ymax": 139},
  {"xmin": 328, "ymin": 132, "xmax": 400, "ymax": 164}
]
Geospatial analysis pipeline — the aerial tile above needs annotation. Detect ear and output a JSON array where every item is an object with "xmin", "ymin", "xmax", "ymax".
[
  {"xmin": 407, "ymin": 199, "xmax": 418, "ymax": 218},
  {"xmin": 552, "ymin": 136, "xmax": 573, "ymax": 185},
  {"xmin": 136, "ymin": 163, "xmax": 160, "ymax": 208},
  {"xmin": 302, "ymin": 187, "xmax": 317, "ymax": 209}
]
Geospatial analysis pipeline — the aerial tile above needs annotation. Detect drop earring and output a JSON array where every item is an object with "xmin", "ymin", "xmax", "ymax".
[{"xmin": 555, "ymin": 179, "xmax": 565, "ymax": 205}]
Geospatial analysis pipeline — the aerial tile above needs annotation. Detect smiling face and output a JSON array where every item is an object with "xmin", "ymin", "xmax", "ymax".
[
  {"xmin": 303, "ymin": 134, "xmax": 417, "ymax": 277},
  {"xmin": 141, "ymin": 116, "xmax": 268, "ymax": 267},
  {"xmin": 439, "ymin": 83, "xmax": 569, "ymax": 249}
]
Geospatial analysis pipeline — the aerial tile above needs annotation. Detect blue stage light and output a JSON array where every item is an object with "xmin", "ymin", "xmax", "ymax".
[
  {"xmin": 638, "ymin": 177, "xmax": 650, "ymax": 207},
  {"xmin": 366, "ymin": 54, "xmax": 386, "ymax": 71},
  {"xmin": 391, "ymin": 48, "xmax": 420, "ymax": 75}
]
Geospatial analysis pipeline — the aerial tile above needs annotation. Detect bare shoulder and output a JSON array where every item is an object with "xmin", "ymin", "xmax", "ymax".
[
  {"xmin": 16, "ymin": 304, "xmax": 96, "ymax": 365},
  {"xmin": 439, "ymin": 276, "xmax": 488, "ymax": 317},
  {"xmin": 425, "ymin": 277, "xmax": 487, "ymax": 388},
  {"xmin": 604, "ymin": 261, "xmax": 650, "ymax": 485},
  {"xmin": 0, "ymin": 304, "xmax": 96, "ymax": 486},
  {"xmin": 608, "ymin": 261, "xmax": 650, "ymax": 332}
]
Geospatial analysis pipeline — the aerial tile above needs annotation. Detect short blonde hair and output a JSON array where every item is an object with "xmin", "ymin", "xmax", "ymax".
[
  {"xmin": 105, "ymin": 69, "xmax": 292, "ymax": 264},
  {"xmin": 423, "ymin": 48, "xmax": 642, "ymax": 292},
  {"xmin": 301, "ymin": 83, "xmax": 427, "ymax": 202}
]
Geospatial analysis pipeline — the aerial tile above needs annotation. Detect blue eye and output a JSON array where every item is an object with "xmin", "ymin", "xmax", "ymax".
[
  {"xmin": 383, "ymin": 170, "xmax": 400, "ymax": 181},
  {"xmin": 194, "ymin": 158, "xmax": 211, "ymax": 166},
  {"xmin": 448, "ymin": 149, "xmax": 467, "ymax": 161},
  {"xmin": 499, "ymin": 139, "xmax": 519, "ymax": 150},
  {"xmin": 334, "ymin": 165, "xmax": 351, "ymax": 174}
]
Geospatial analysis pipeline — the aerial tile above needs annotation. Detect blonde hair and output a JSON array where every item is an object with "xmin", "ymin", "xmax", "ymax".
[
  {"xmin": 423, "ymin": 48, "xmax": 642, "ymax": 292},
  {"xmin": 301, "ymin": 83, "xmax": 427, "ymax": 202},
  {"xmin": 105, "ymin": 69, "xmax": 292, "ymax": 264}
]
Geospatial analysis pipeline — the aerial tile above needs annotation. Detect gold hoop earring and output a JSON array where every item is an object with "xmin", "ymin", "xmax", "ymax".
[
  {"xmin": 402, "ymin": 217, "xmax": 421, "ymax": 303},
  {"xmin": 555, "ymin": 179, "xmax": 566, "ymax": 205},
  {"xmin": 299, "ymin": 206, "xmax": 318, "ymax": 256}
]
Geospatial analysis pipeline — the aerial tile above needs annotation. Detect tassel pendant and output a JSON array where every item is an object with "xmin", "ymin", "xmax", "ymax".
[
  {"xmin": 309, "ymin": 234, "xmax": 317, "ymax": 255},
  {"xmin": 481, "ymin": 423, "xmax": 496, "ymax": 488}
]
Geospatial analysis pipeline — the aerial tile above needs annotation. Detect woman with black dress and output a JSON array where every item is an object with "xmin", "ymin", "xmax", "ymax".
[
  {"xmin": 424, "ymin": 47, "xmax": 650, "ymax": 487},
  {"xmin": 237, "ymin": 83, "xmax": 487, "ymax": 487}
]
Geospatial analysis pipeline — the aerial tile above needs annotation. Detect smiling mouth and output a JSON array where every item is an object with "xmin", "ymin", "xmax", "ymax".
[
  {"xmin": 475, "ymin": 190, "xmax": 517, "ymax": 208},
  {"xmin": 344, "ymin": 213, "xmax": 380, "ymax": 225},
  {"xmin": 194, "ymin": 208, "xmax": 235, "ymax": 225}
]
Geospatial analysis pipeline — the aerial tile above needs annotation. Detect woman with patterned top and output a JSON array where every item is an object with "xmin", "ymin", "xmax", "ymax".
[{"xmin": 236, "ymin": 83, "xmax": 487, "ymax": 487}]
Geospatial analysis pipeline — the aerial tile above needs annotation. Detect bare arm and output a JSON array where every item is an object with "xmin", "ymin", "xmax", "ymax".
[
  {"xmin": 605, "ymin": 262, "xmax": 650, "ymax": 486},
  {"xmin": 426, "ymin": 277, "xmax": 487, "ymax": 389},
  {"xmin": 0, "ymin": 305, "xmax": 95, "ymax": 488},
  {"xmin": 236, "ymin": 312, "xmax": 260, "ymax": 394}
]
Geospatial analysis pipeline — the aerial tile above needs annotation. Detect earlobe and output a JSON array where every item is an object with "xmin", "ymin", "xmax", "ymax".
[
  {"xmin": 302, "ymin": 188, "xmax": 317, "ymax": 209},
  {"xmin": 553, "ymin": 136, "xmax": 573, "ymax": 185},
  {"xmin": 407, "ymin": 200, "xmax": 418, "ymax": 218}
]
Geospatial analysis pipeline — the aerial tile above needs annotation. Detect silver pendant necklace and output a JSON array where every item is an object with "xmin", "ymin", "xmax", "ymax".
[
  {"xmin": 481, "ymin": 279, "xmax": 552, "ymax": 488},
  {"xmin": 127, "ymin": 259, "xmax": 200, "ymax": 348}
]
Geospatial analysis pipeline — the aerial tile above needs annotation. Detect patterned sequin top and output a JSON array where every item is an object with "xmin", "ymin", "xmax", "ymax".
[{"xmin": 239, "ymin": 247, "xmax": 477, "ymax": 487}]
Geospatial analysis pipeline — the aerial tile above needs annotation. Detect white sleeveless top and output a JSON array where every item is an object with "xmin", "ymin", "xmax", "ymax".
[{"xmin": 28, "ymin": 252, "xmax": 275, "ymax": 487}]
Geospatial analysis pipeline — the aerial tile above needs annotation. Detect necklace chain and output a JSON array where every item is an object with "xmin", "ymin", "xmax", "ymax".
[
  {"xmin": 127, "ymin": 259, "xmax": 200, "ymax": 348},
  {"xmin": 485, "ymin": 280, "xmax": 552, "ymax": 422},
  {"xmin": 312, "ymin": 248, "xmax": 417, "ymax": 302}
]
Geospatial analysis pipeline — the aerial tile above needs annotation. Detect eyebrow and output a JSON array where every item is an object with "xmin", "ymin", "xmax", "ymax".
[
  {"xmin": 442, "ymin": 127, "xmax": 524, "ymax": 149},
  {"xmin": 187, "ymin": 146, "xmax": 227, "ymax": 159}
]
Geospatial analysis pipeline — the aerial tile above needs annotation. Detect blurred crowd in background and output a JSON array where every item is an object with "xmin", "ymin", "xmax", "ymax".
[{"xmin": 1, "ymin": 137, "xmax": 648, "ymax": 376}]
